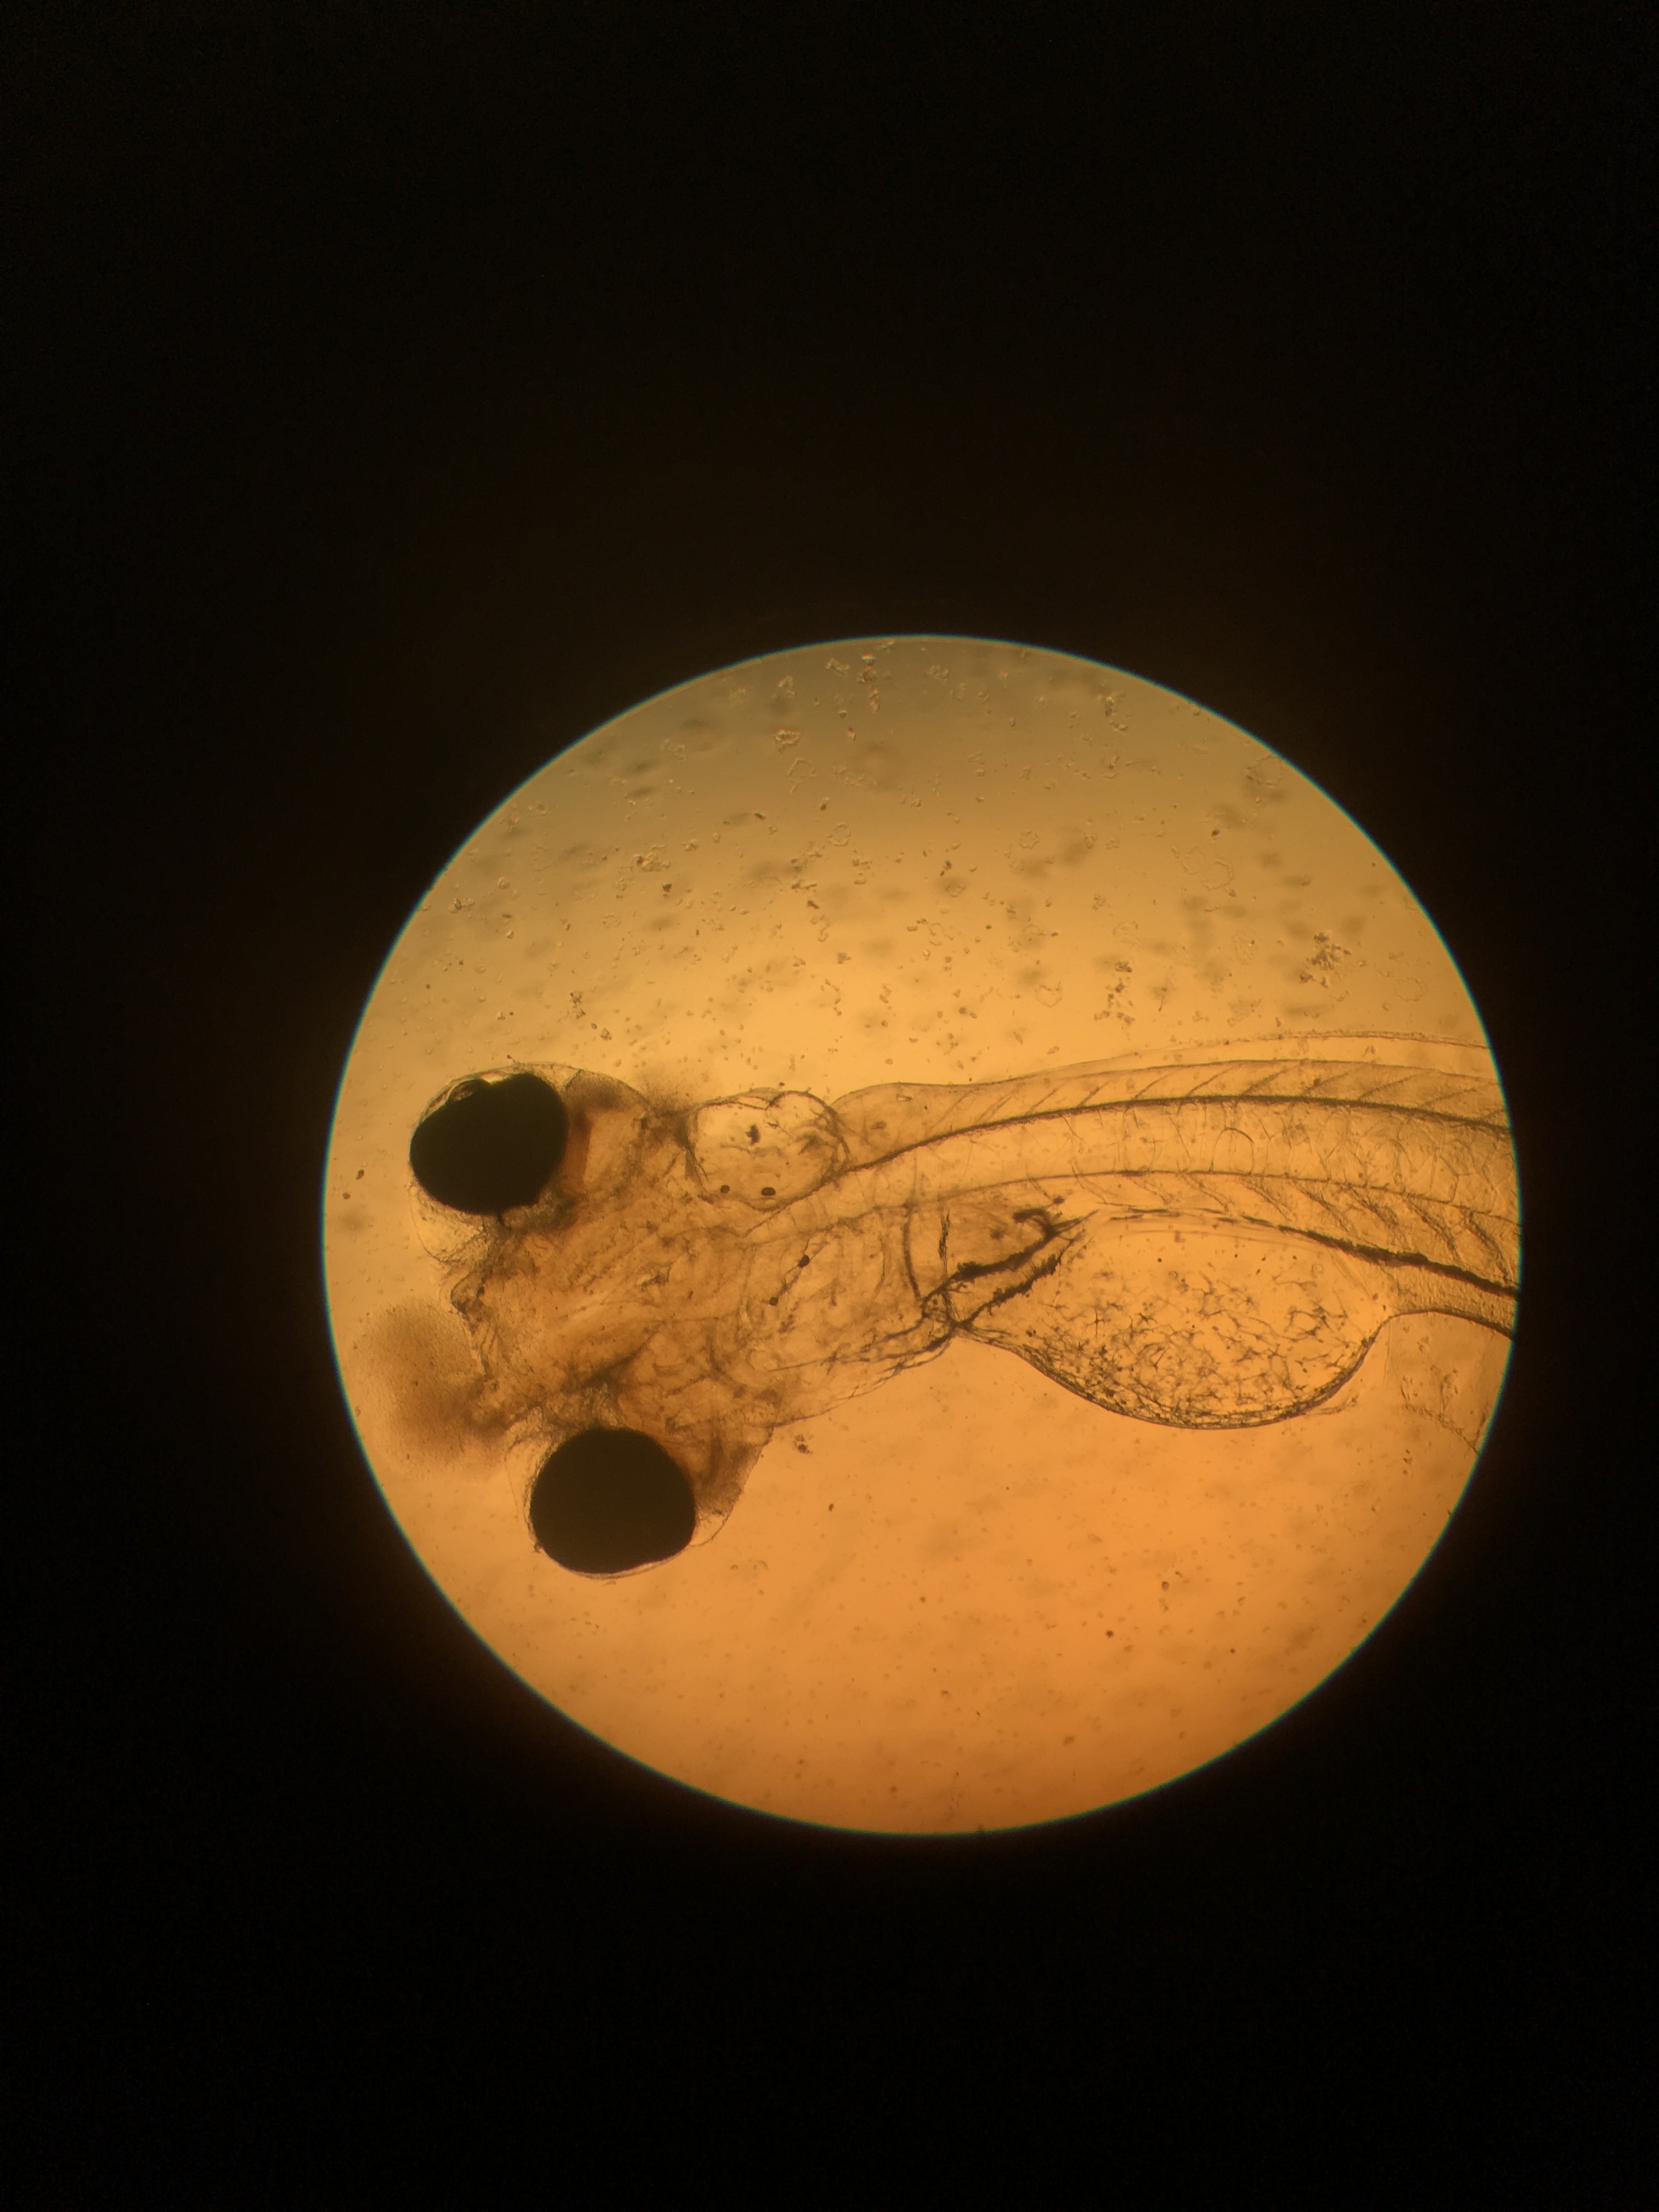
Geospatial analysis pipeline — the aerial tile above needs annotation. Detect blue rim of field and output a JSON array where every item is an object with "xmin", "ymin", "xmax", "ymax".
[{"xmin": 317, "ymin": 635, "xmax": 1523, "ymax": 1838}]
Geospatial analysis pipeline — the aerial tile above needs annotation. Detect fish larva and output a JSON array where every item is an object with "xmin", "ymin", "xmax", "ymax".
[{"xmin": 409, "ymin": 1053, "xmax": 1518, "ymax": 1572}]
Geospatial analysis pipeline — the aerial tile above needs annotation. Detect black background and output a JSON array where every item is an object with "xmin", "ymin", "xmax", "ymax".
[{"xmin": 13, "ymin": 5, "xmax": 1648, "ymax": 2201}]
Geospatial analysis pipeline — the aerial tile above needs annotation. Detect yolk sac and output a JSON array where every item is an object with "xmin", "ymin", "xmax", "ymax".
[
  {"xmin": 409, "ymin": 1071, "xmax": 569, "ymax": 1215},
  {"xmin": 528, "ymin": 1428, "xmax": 697, "ymax": 1575}
]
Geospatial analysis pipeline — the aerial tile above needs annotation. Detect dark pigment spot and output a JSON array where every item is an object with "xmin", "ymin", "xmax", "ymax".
[
  {"xmin": 409, "ymin": 1071, "xmax": 568, "ymax": 1215},
  {"xmin": 528, "ymin": 1427, "xmax": 696, "ymax": 1574}
]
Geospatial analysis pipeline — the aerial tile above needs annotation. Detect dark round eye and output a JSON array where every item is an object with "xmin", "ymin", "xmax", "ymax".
[
  {"xmin": 408, "ymin": 1070, "xmax": 568, "ymax": 1215},
  {"xmin": 528, "ymin": 1429, "xmax": 696, "ymax": 1575}
]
